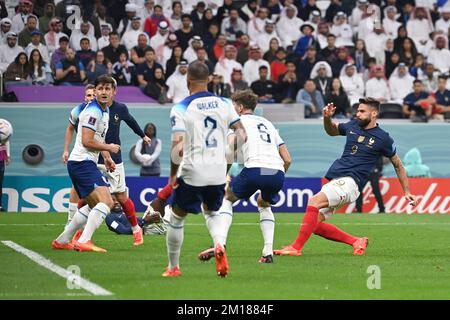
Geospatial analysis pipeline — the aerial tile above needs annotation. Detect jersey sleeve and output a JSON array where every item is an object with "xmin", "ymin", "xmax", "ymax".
[
  {"xmin": 337, "ymin": 121, "xmax": 352, "ymax": 136},
  {"xmin": 69, "ymin": 104, "xmax": 82, "ymax": 126},
  {"xmin": 223, "ymin": 98, "xmax": 240, "ymax": 126},
  {"xmin": 170, "ymin": 105, "xmax": 186, "ymax": 133},
  {"xmin": 81, "ymin": 107, "xmax": 102, "ymax": 132},
  {"xmin": 275, "ymin": 129, "xmax": 285, "ymax": 147},
  {"xmin": 380, "ymin": 135, "xmax": 397, "ymax": 158}
]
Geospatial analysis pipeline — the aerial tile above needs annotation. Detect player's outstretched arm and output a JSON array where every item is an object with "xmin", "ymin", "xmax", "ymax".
[
  {"xmin": 279, "ymin": 144, "xmax": 292, "ymax": 173},
  {"xmin": 81, "ymin": 127, "xmax": 120, "ymax": 153},
  {"xmin": 62, "ymin": 123, "xmax": 75, "ymax": 164},
  {"xmin": 390, "ymin": 154, "xmax": 417, "ymax": 206},
  {"xmin": 323, "ymin": 103, "xmax": 340, "ymax": 136}
]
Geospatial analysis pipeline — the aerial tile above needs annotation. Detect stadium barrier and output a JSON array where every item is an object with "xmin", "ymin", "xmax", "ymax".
[{"xmin": 2, "ymin": 176, "xmax": 449, "ymax": 213}]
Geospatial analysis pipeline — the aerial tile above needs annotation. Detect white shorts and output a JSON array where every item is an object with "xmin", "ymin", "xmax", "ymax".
[
  {"xmin": 97, "ymin": 162, "xmax": 127, "ymax": 194},
  {"xmin": 319, "ymin": 177, "xmax": 360, "ymax": 220}
]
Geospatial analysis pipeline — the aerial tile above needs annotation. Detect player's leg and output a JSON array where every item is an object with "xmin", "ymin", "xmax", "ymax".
[
  {"xmin": 313, "ymin": 208, "xmax": 359, "ymax": 246},
  {"xmin": 66, "ymin": 186, "xmax": 80, "ymax": 226},
  {"xmin": 105, "ymin": 212, "xmax": 134, "ymax": 235},
  {"xmin": 53, "ymin": 204, "xmax": 91, "ymax": 249}
]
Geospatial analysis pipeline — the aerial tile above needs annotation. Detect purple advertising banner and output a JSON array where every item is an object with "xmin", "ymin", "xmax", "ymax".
[{"xmin": 126, "ymin": 177, "xmax": 322, "ymax": 213}]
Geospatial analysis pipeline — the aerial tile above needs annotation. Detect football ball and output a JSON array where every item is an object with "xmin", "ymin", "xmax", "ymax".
[{"xmin": 0, "ymin": 119, "xmax": 13, "ymax": 144}]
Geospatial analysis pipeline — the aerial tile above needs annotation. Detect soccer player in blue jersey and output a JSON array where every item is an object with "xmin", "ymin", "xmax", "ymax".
[
  {"xmin": 274, "ymin": 98, "xmax": 417, "ymax": 256},
  {"xmin": 61, "ymin": 84, "xmax": 95, "ymax": 225}
]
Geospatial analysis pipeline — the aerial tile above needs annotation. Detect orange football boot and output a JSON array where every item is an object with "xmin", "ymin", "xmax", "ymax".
[
  {"xmin": 51, "ymin": 240, "xmax": 74, "ymax": 250},
  {"xmin": 273, "ymin": 245, "xmax": 302, "ymax": 256},
  {"xmin": 162, "ymin": 266, "xmax": 182, "ymax": 277},
  {"xmin": 215, "ymin": 244, "xmax": 229, "ymax": 278},
  {"xmin": 352, "ymin": 237, "xmax": 369, "ymax": 255},
  {"xmin": 73, "ymin": 241, "xmax": 107, "ymax": 253}
]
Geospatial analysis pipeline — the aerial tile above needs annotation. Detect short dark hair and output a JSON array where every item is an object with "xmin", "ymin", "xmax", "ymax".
[
  {"xmin": 144, "ymin": 47, "xmax": 155, "ymax": 54},
  {"xmin": 231, "ymin": 89, "xmax": 258, "ymax": 111},
  {"xmin": 181, "ymin": 13, "xmax": 192, "ymax": 20},
  {"xmin": 438, "ymin": 75, "xmax": 448, "ymax": 81},
  {"xmin": 259, "ymin": 65, "xmax": 268, "ymax": 71},
  {"xmin": 85, "ymin": 84, "xmax": 95, "ymax": 91},
  {"xmin": 413, "ymin": 79, "xmax": 422, "ymax": 85},
  {"xmin": 95, "ymin": 75, "xmax": 117, "ymax": 88},
  {"xmin": 109, "ymin": 31, "xmax": 119, "ymax": 38},
  {"xmin": 188, "ymin": 61, "xmax": 209, "ymax": 81},
  {"xmin": 327, "ymin": 33, "xmax": 336, "ymax": 39},
  {"xmin": 80, "ymin": 37, "xmax": 90, "ymax": 45},
  {"xmin": 359, "ymin": 97, "xmax": 380, "ymax": 110}
]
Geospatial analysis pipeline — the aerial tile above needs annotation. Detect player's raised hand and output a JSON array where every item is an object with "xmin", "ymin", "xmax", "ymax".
[
  {"xmin": 108, "ymin": 143, "xmax": 121, "ymax": 154},
  {"xmin": 143, "ymin": 136, "xmax": 151, "ymax": 145},
  {"xmin": 61, "ymin": 151, "xmax": 69, "ymax": 164},
  {"xmin": 323, "ymin": 103, "xmax": 336, "ymax": 118}
]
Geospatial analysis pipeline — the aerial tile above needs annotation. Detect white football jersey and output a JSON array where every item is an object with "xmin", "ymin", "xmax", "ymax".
[
  {"xmin": 69, "ymin": 100, "xmax": 109, "ymax": 163},
  {"xmin": 237, "ymin": 114, "xmax": 285, "ymax": 172},
  {"xmin": 170, "ymin": 92, "xmax": 240, "ymax": 187}
]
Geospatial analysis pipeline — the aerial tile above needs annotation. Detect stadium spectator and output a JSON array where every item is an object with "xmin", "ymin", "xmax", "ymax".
[
  {"xmin": 436, "ymin": 6, "xmax": 450, "ymax": 35},
  {"xmin": 296, "ymin": 46, "xmax": 320, "ymax": 88},
  {"xmin": 352, "ymin": 39, "xmax": 370, "ymax": 74},
  {"xmin": 389, "ymin": 62, "xmax": 415, "ymax": 104},
  {"xmin": 316, "ymin": 22, "xmax": 330, "ymax": 50},
  {"xmin": 4, "ymin": 52, "xmax": 31, "ymax": 86},
  {"xmin": 55, "ymin": 48, "xmax": 86, "ymax": 86},
  {"xmin": 12, "ymin": 0, "xmax": 36, "ymax": 34},
  {"xmin": 393, "ymin": 25, "xmax": 408, "ymax": 51},
  {"xmin": 262, "ymin": 36, "xmax": 282, "ymax": 63},
  {"xmin": 240, "ymin": 0, "xmax": 258, "ymax": 23},
  {"xmin": 70, "ymin": 21, "xmax": 98, "ymax": 52},
  {"xmin": 24, "ymin": 30, "xmax": 49, "ymax": 64},
  {"xmin": 382, "ymin": 38, "xmax": 395, "ymax": 66},
  {"xmin": 385, "ymin": 51, "xmax": 400, "ymax": 78},
  {"xmin": 403, "ymin": 147, "xmax": 431, "ymax": 177},
  {"xmin": 221, "ymin": 8, "xmax": 247, "ymax": 42},
  {"xmin": 365, "ymin": 24, "xmax": 389, "ymax": 61},
  {"xmin": 300, "ymin": 0, "xmax": 321, "ymax": 22},
  {"xmin": 86, "ymin": 50, "xmax": 112, "ymax": 84},
  {"xmin": 184, "ymin": 35, "xmax": 204, "ymax": 63},
  {"xmin": 433, "ymin": 75, "xmax": 450, "ymax": 119},
  {"xmin": 97, "ymin": 25, "xmax": 112, "ymax": 50},
  {"xmin": 50, "ymin": 35, "xmax": 69, "ymax": 73},
  {"xmin": 230, "ymin": 68, "xmax": 248, "ymax": 92},
  {"xmin": 340, "ymin": 63, "xmax": 365, "ymax": 105},
  {"xmin": 134, "ymin": 123, "xmax": 162, "ymax": 176},
  {"xmin": 102, "ymin": 31, "xmax": 128, "ymax": 64},
  {"xmin": 247, "ymin": 7, "xmax": 270, "ymax": 41},
  {"xmin": 236, "ymin": 33, "xmax": 250, "ymax": 65},
  {"xmin": 214, "ymin": 44, "xmax": 242, "ymax": 85},
  {"xmin": 38, "ymin": 2, "xmax": 55, "ymax": 35},
  {"xmin": 321, "ymin": 34, "xmax": 338, "ymax": 64},
  {"xmin": 277, "ymin": 60, "xmax": 301, "ymax": 103},
  {"xmin": 0, "ymin": 32, "xmax": 23, "ymax": 73},
  {"xmin": 18, "ymin": 15, "xmax": 43, "ymax": 48},
  {"xmin": 28, "ymin": 48, "xmax": 52, "ymax": 85},
  {"xmin": 256, "ymin": 20, "xmax": 281, "ymax": 54},
  {"xmin": 296, "ymin": 79, "xmax": 325, "ymax": 118},
  {"xmin": 143, "ymin": 66, "xmax": 169, "ymax": 102},
  {"xmin": 325, "ymin": 0, "xmax": 344, "ymax": 24},
  {"xmin": 383, "ymin": 5, "xmax": 402, "ymax": 39},
  {"xmin": 174, "ymin": 14, "xmax": 195, "ymax": 51},
  {"xmin": 137, "ymin": 47, "xmax": 163, "ymax": 89},
  {"xmin": 121, "ymin": 16, "xmax": 143, "ymax": 51},
  {"xmin": 91, "ymin": 4, "xmax": 116, "ymax": 39},
  {"xmin": 113, "ymin": 51, "xmax": 136, "ymax": 86},
  {"xmin": 138, "ymin": 0, "xmax": 156, "ymax": 22},
  {"xmin": 251, "ymin": 65, "xmax": 276, "ymax": 103},
  {"xmin": 398, "ymin": 37, "xmax": 417, "ymax": 67},
  {"xmin": 357, "ymin": 4, "xmax": 380, "ymax": 41},
  {"xmin": 427, "ymin": 34, "xmax": 450, "ymax": 74},
  {"xmin": 270, "ymin": 48, "xmax": 287, "ymax": 83},
  {"xmin": 331, "ymin": 11, "xmax": 354, "ymax": 48},
  {"xmin": 403, "ymin": 79, "xmax": 432, "ymax": 119},
  {"xmin": 165, "ymin": 45, "xmax": 183, "ymax": 78},
  {"xmin": 150, "ymin": 21, "xmax": 169, "ymax": 54},
  {"xmin": 243, "ymin": 45, "xmax": 270, "ymax": 86},
  {"xmin": 166, "ymin": 60, "xmax": 189, "ymax": 103},
  {"xmin": 154, "ymin": 32, "xmax": 176, "ymax": 71},
  {"xmin": 365, "ymin": 64, "xmax": 391, "ymax": 103},
  {"xmin": 294, "ymin": 23, "xmax": 315, "ymax": 58},
  {"xmin": 331, "ymin": 47, "xmax": 353, "ymax": 77},
  {"xmin": 199, "ymin": 9, "xmax": 219, "ymax": 36},
  {"xmin": 311, "ymin": 61, "xmax": 333, "ymax": 98},
  {"xmin": 44, "ymin": 18, "xmax": 67, "ymax": 55},
  {"xmin": 208, "ymin": 73, "xmax": 232, "ymax": 97},
  {"xmin": 76, "ymin": 38, "xmax": 96, "ymax": 69},
  {"xmin": 195, "ymin": 47, "xmax": 214, "ymax": 74},
  {"xmin": 0, "ymin": 18, "xmax": 12, "ymax": 43},
  {"xmin": 407, "ymin": 7, "xmax": 434, "ymax": 55},
  {"xmin": 118, "ymin": 3, "xmax": 138, "ymax": 37},
  {"xmin": 276, "ymin": 5, "xmax": 303, "ymax": 49},
  {"xmin": 324, "ymin": 78, "xmax": 351, "ymax": 118},
  {"xmin": 169, "ymin": 1, "xmax": 183, "ymax": 31},
  {"xmin": 351, "ymin": 0, "xmax": 369, "ymax": 32},
  {"xmin": 409, "ymin": 53, "xmax": 425, "ymax": 78},
  {"xmin": 420, "ymin": 63, "xmax": 439, "ymax": 93}
]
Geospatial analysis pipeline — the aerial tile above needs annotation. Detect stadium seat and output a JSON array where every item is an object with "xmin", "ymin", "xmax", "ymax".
[{"xmin": 379, "ymin": 103, "xmax": 404, "ymax": 119}]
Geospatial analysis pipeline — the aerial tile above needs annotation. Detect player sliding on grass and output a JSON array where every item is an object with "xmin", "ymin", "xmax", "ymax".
[
  {"xmin": 52, "ymin": 75, "xmax": 120, "ymax": 252},
  {"xmin": 274, "ymin": 98, "xmax": 417, "ymax": 256},
  {"xmin": 163, "ymin": 61, "xmax": 247, "ymax": 278},
  {"xmin": 197, "ymin": 90, "xmax": 291, "ymax": 264}
]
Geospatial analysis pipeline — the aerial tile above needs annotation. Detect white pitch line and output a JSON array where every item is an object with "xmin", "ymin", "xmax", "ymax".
[{"xmin": 1, "ymin": 240, "xmax": 113, "ymax": 296}]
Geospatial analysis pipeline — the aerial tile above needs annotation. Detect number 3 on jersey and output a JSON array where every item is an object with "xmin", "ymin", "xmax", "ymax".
[
  {"xmin": 257, "ymin": 123, "xmax": 271, "ymax": 143},
  {"xmin": 204, "ymin": 116, "xmax": 217, "ymax": 148}
]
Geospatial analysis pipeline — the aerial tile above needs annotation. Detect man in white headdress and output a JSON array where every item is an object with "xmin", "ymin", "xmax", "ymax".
[
  {"xmin": 350, "ymin": 0, "xmax": 369, "ymax": 33},
  {"xmin": 150, "ymin": 21, "xmax": 169, "ymax": 51},
  {"xmin": 118, "ymin": 3, "xmax": 138, "ymax": 36},
  {"xmin": 243, "ymin": 44, "xmax": 270, "ymax": 85},
  {"xmin": 0, "ymin": 32, "xmax": 24, "ymax": 73},
  {"xmin": 407, "ymin": 7, "xmax": 434, "ymax": 55},
  {"xmin": 357, "ymin": 3, "xmax": 381, "ymax": 41},
  {"xmin": 365, "ymin": 23, "xmax": 388, "ymax": 60},
  {"xmin": 166, "ymin": 60, "xmax": 190, "ymax": 103},
  {"xmin": 121, "ymin": 16, "xmax": 143, "ymax": 51},
  {"xmin": 256, "ymin": 20, "xmax": 281, "ymax": 54},
  {"xmin": 382, "ymin": 6, "xmax": 401, "ymax": 39},
  {"xmin": 0, "ymin": 18, "xmax": 12, "ymax": 43},
  {"xmin": 214, "ymin": 45, "xmax": 243, "ymax": 85},
  {"xmin": 366, "ymin": 65, "xmax": 390, "ymax": 103},
  {"xmin": 276, "ymin": 5, "xmax": 303, "ymax": 49},
  {"xmin": 427, "ymin": 34, "xmax": 450, "ymax": 74},
  {"xmin": 183, "ymin": 35, "xmax": 204, "ymax": 63},
  {"xmin": 339, "ymin": 63, "xmax": 365, "ymax": 105},
  {"xmin": 247, "ymin": 7, "xmax": 269, "ymax": 41},
  {"xmin": 436, "ymin": 6, "xmax": 450, "ymax": 35},
  {"xmin": 331, "ymin": 11, "xmax": 354, "ymax": 48},
  {"xmin": 389, "ymin": 62, "xmax": 415, "ymax": 104}
]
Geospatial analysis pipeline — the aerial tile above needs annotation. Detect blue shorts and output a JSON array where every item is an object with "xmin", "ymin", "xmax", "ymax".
[
  {"xmin": 67, "ymin": 160, "xmax": 109, "ymax": 199},
  {"xmin": 231, "ymin": 167, "xmax": 285, "ymax": 204},
  {"xmin": 171, "ymin": 178, "xmax": 225, "ymax": 214}
]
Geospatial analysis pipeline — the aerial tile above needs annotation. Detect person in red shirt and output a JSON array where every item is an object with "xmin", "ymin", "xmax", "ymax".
[{"xmin": 270, "ymin": 48, "xmax": 287, "ymax": 83}]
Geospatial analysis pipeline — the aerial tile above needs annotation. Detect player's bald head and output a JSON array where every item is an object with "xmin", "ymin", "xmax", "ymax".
[{"xmin": 187, "ymin": 61, "xmax": 209, "ymax": 82}]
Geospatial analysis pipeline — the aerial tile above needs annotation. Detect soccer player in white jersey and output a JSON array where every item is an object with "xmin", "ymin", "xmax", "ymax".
[
  {"xmin": 198, "ymin": 90, "xmax": 292, "ymax": 263},
  {"xmin": 52, "ymin": 75, "xmax": 120, "ymax": 252},
  {"xmin": 61, "ymin": 84, "xmax": 95, "ymax": 226},
  {"xmin": 163, "ymin": 61, "xmax": 247, "ymax": 278}
]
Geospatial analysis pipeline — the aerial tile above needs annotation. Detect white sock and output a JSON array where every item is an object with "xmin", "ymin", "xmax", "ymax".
[
  {"xmin": 163, "ymin": 205, "xmax": 171, "ymax": 223},
  {"xmin": 56, "ymin": 205, "xmax": 91, "ymax": 243},
  {"xmin": 67, "ymin": 202, "xmax": 78, "ymax": 223},
  {"xmin": 259, "ymin": 206, "xmax": 275, "ymax": 257},
  {"xmin": 204, "ymin": 210, "xmax": 228, "ymax": 247},
  {"xmin": 166, "ymin": 208, "xmax": 185, "ymax": 269},
  {"xmin": 215, "ymin": 199, "xmax": 234, "ymax": 245},
  {"xmin": 131, "ymin": 225, "xmax": 141, "ymax": 233},
  {"xmin": 78, "ymin": 202, "xmax": 110, "ymax": 243}
]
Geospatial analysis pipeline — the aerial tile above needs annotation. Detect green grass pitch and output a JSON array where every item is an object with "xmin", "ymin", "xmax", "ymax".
[{"xmin": 1, "ymin": 212, "xmax": 450, "ymax": 300}]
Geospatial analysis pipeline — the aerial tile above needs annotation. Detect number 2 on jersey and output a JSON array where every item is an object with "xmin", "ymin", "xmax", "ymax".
[
  {"xmin": 204, "ymin": 116, "xmax": 217, "ymax": 148},
  {"xmin": 257, "ymin": 123, "xmax": 271, "ymax": 143}
]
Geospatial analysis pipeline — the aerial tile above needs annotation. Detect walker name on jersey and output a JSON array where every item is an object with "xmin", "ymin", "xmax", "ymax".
[{"xmin": 196, "ymin": 101, "xmax": 219, "ymax": 110}]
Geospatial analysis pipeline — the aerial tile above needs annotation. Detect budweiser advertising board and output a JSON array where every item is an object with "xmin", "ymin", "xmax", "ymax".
[{"xmin": 335, "ymin": 178, "xmax": 450, "ymax": 214}]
